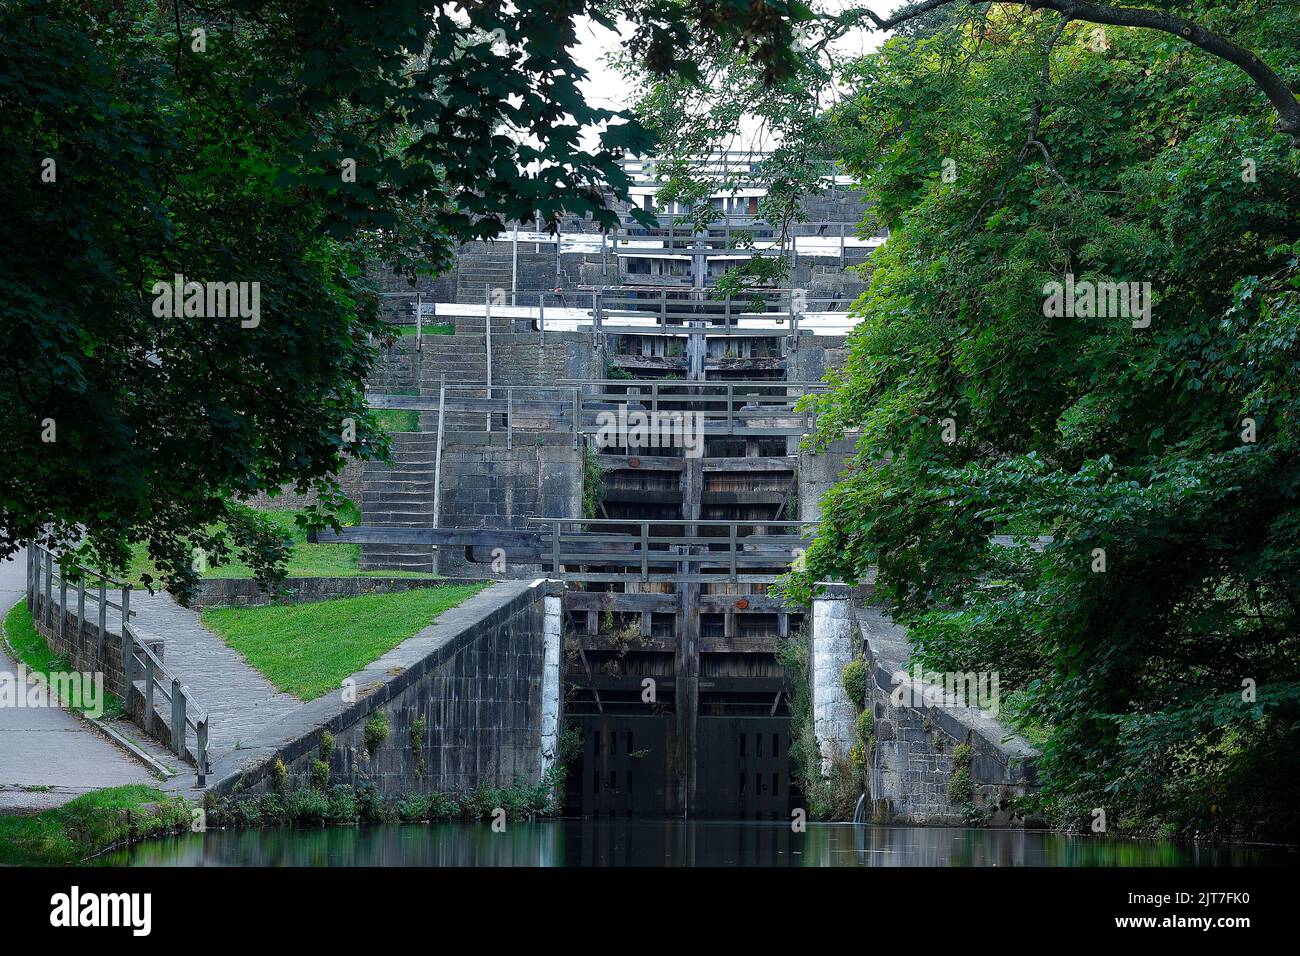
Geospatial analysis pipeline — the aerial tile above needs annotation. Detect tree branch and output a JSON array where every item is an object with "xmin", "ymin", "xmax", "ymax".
[
  {"xmin": 1020, "ymin": 15, "xmax": 1082, "ymax": 199},
  {"xmin": 865, "ymin": 0, "xmax": 1300, "ymax": 145}
]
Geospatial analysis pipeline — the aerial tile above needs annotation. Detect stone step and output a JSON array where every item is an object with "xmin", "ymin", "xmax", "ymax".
[
  {"xmin": 390, "ymin": 434, "xmax": 441, "ymax": 447},
  {"xmin": 366, "ymin": 470, "xmax": 438, "ymax": 480},
  {"xmin": 363, "ymin": 499, "xmax": 435, "ymax": 512},
  {"xmin": 358, "ymin": 561, "xmax": 438, "ymax": 573},
  {"xmin": 426, "ymin": 333, "xmax": 486, "ymax": 343},
  {"xmin": 365, "ymin": 471, "xmax": 435, "ymax": 480},
  {"xmin": 358, "ymin": 518, "xmax": 437, "ymax": 529},
  {"xmin": 367, "ymin": 465, "xmax": 437, "ymax": 475}
]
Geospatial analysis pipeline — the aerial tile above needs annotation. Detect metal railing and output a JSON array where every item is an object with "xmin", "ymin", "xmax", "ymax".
[
  {"xmin": 26, "ymin": 544, "xmax": 210, "ymax": 782},
  {"xmin": 587, "ymin": 287, "xmax": 857, "ymax": 346},
  {"xmin": 612, "ymin": 217, "xmax": 882, "ymax": 261},
  {"xmin": 527, "ymin": 518, "xmax": 815, "ymax": 584},
  {"xmin": 368, "ymin": 379, "xmax": 828, "ymax": 443},
  {"xmin": 370, "ymin": 384, "xmax": 583, "ymax": 448},
  {"xmin": 619, "ymin": 153, "xmax": 853, "ymax": 189},
  {"xmin": 374, "ymin": 283, "xmax": 861, "ymax": 350}
]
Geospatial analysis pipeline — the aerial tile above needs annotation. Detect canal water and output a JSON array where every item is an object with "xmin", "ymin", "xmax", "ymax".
[{"xmin": 102, "ymin": 820, "xmax": 1296, "ymax": 867}]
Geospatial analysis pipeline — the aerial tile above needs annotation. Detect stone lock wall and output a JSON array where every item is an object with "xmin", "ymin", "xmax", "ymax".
[
  {"xmin": 811, "ymin": 584, "xmax": 858, "ymax": 774},
  {"xmin": 866, "ymin": 676, "xmax": 1038, "ymax": 826},
  {"xmin": 241, "ymin": 459, "xmax": 365, "ymax": 513},
  {"xmin": 30, "ymin": 590, "xmax": 164, "ymax": 704},
  {"xmin": 492, "ymin": 331, "xmax": 600, "ymax": 386},
  {"xmin": 434, "ymin": 441, "xmax": 584, "ymax": 578},
  {"xmin": 188, "ymin": 575, "xmax": 492, "ymax": 609},
  {"xmin": 211, "ymin": 579, "xmax": 563, "ymax": 798},
  {"xmin": 857, "ymin": 605, "xmax": 1040, "ymax": 827},
  {"xmin": 867, "ymin": 686, "xmax": 964, "ymax": 824},
  {"xmin": 808, "ymin": 586, "xmax": 1040, "ymax": 826}
]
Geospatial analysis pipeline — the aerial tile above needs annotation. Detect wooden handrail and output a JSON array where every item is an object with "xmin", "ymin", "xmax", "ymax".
[{"xmin": 29, "ymin": 544, "xmax": 211, "ymax": 782}]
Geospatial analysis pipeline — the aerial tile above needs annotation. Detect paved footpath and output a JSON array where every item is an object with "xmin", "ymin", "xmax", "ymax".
[
  {"xmin": 128, "ymin": 590, "xmax": 301, "ymax": 762},
  {"xmin": 2, "ymin": 551, "xmax": 306, "ymax": 807},
  {"xmin": 0, "ymin": 550, "xmax": 157, "ymax": 812}
]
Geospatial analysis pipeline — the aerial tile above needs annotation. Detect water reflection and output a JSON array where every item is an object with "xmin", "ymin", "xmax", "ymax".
[{"xmin": 103, "ymin": 820, "xmax": 1296, "ymax": 867}]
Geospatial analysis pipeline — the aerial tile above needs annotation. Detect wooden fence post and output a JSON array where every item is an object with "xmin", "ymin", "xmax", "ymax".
[
  {"xmin": 44, "ymin": 550, "xmax": 53, "ymax": 628},
  {"xmin": 59, "ymin": 573, "xmax": 67, "ymax": 644},
  {"xmin": 641, "ymin": 523, "xmax": 649, "ymax": 582},
  {"xmin": 96, "ymin": 579, "xmax": 107, "ymax": 665},
  {"xmin": 172, "ymin": 679, "xmax": 185, "ymax": 758},
  {"xmin": 76, "ymin": 577, "xmax": 86, "ymax": 651},
  {"xmin": 144, "ymin": 663, "xmax": 155, "ymax": 734},
  {"xmin": 121, "ymin": 588, "xmax": 133, "ymax": 699},
  {"xmin": 196, "ymin": 720, "xmax": 208, "ymax": 785}
]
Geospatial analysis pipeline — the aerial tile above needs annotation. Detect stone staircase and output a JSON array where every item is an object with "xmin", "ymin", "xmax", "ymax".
[
  {"xmin": 416, "ymin": 333, "xmax": 491, "ymax": 432},
  {"xmin": 455, "ymin": 247, "xmax": 514, "ymax": 304},
  {"xmin": 359, "ymin": 433, "xmax": 440, "ymax": 572},
  {"xmin": 361, "ymin": 327, "xmax": 497, "ymax": 571}
]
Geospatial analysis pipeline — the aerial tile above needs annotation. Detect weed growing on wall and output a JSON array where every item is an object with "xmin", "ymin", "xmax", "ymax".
[
  {"xmin": 582, "ymin": 446, "xmax": 606, "ymax": 519},
  {"xmin": 364, "ymin": 711, "xmax": 390, "ymax": 756},
  {"xmin": 779, "ymin": 632, "xmax": 859, "ymax": 820}
]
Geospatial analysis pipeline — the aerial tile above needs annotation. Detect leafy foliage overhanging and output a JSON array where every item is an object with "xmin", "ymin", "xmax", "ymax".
[{"xmin": 784, "ymin": 5, "xmax": 1300, "ymax": 838}]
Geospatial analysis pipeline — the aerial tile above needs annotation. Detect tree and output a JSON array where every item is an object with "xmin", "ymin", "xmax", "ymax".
[
  {"xmin": 858, "ymin": 0, "xmax": 1300, "ymax": 144},
  {"xmin": 621, "ymin": 1, "xmax": 1297, "ymax": 255},
  {"xmin": 0, "ymin": 0, "xmax": 805, "ymax": 597},
  {"xmin": 786, "ymin": 7, "xmax": 1300, "ymax": 838}
]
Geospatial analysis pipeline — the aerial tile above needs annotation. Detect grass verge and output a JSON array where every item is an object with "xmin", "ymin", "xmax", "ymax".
[
  {"xmin": 2, "ymin": 602, "xmax": 124, "ymax": 719},
  {"xmin": 200, "ymin": 585, "xmax": 489, "ymax": 700},
  {"xmin": 387, "ymin": 322, "xmax": 454, "ymax": 337},
  {"xmin": 122, "ymin": 505, "xmax": 437, "ymax": 583},
  {"xmin": 0, "ymin": 785, "xmax": 189, "ymax": 865}
]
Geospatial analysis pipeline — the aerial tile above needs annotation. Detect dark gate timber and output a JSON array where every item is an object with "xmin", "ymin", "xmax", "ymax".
[
  {"xmin": 696, "ymin": 716, "xmax": 793, "ymax": 819},
  {"xmin": 566, "ymin": 714, "xmax": 793, "ymax": 819},
  {"xmin": 566, "ymin": 714, "xmax": 677, "ymax": 817}
]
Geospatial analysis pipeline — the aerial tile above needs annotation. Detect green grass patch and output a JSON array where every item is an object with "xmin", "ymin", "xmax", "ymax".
[
  {"xmin": 385, "ymin": 322, "xmax": 454, "ymax": 337},
  {"xmin": 374, "ymin": 408, "xmax": 421, "ymax": 433},
  {"xmin": 120, "ymin": 504, "xmax": 433, "ymax": 584},
  {"xmin": 200, "ymin": 585, "xmax": 489, "ymax": 700},
  {"xmin": 2, "ymin": 602, "xmax": 124, "ymax": 719},
  {"xmin": 0, "ymin": 784, "xmax": 189, "ymax": 865}
]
